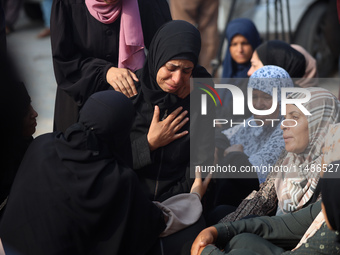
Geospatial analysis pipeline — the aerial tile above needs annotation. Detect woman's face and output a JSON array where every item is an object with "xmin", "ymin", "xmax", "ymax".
[
  {"xmin": 252, "ymin": 89, "xmax": 280, "ymax": 126},
  {"xmin": 229, "ymin": 35, "xmax": 253, "ymax": 64},
  {"xmin": 247, "ymin": 50, "xmax": 264, "ymax": 77},
  {"xmin": 156, "ymin": 59, "xmax": 194, "ymax": 97},
  {"xmin": 281, "ymin": 104, "xmax": 309, "ymax": 154},
  {"xmin": 22, "ymin": 104, "xmax": 38, "ymax": 138}
]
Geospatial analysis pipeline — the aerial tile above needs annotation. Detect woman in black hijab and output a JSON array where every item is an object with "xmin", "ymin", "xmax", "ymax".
[
  {"xmin": 130, "ymin": 20, "xmax": 215, "ymax": 202},
  {"xmin": 0, "ymin": 91, "xmax": 207, "ymax": 255},
  {"xmin": 247, "ymin": 40, "xmax": 306, "ymax": 79}
]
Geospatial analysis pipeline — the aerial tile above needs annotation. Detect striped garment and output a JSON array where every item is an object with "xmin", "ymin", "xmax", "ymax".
[{"xmin": 275, "ymin": 87, "xmax": 340, "ymax": 213}]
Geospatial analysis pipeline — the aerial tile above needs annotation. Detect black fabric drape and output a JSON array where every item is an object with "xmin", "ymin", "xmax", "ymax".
[
  {"xmin": 256, "ymin": 40, "xmax": 306, "ymax": 78},
  {"xmin": 0, "ymin": 91, "xmax": 166, "ymax": 255}
]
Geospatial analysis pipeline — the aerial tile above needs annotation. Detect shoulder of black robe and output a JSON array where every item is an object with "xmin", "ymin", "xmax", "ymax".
[
  {"xmin": 138, "ymin": 0, "xmax": 172, "ymax": 49},
  {"xmin": 256, "ymin": 40, "xmax": 306, "ymax": 78},
  {"xmin": 0, "ymin": 91, "xmax": 166, "ymax": 255}
]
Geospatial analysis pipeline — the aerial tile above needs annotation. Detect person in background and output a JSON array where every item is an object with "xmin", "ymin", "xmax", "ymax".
[
  {"xmin": 51, "ymin": 0, "xmax": 172, "ymax": 132},
  {"xmin": 170, "ymin": 0, "xmax": 219, "ymax": 75},
  {"xmin": 247, "ymin": 40, "xmax": 306, "ymax": 80},
  {"xmin": 217, "ymin": 18, "xmax": 262, "ymax": 122},
  {"xmin": 37, "ymin": 0, "xmax": 53, "ymax": 38},
  {"xmin": 222, "ymin": 18, "xmax": 262, "ymax": 80}
]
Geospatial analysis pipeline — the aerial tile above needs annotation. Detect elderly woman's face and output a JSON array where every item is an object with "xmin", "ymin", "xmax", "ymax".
[
  {"xmin": 281, "ymin": 104, "xmax": 309, "ymax": 154},
  {"xmin": 156, "ymin": 59, "xmax": 194, "ymax": 96}
]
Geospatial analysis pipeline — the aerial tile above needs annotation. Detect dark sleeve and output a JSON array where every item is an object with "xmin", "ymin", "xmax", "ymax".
[
  {"xmin": 215, "ymin": 129, "xmax": 230, "ymax": 150},
  {"xmin": 51, "ymin": 0, "xmax": 113, "ymax": 108},
  {"xmin": 138, "ymin": 0, "xmax": 172, "ymax": 49},
  {"xmin": 131, "ymin": 134, "xmax": 152, "ymax": 169},
  {"xmin": 157, "ymin": 165, "xmax": 194, "ymax": 202},
  {"xmin": 214, "ymin": 201, "xmax": 321, "ymax": 250}
]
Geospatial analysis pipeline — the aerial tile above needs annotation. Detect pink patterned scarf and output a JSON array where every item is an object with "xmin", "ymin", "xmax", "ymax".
[{"xmin": 85, "ymin": 0, "xmax": 145, "ymax": 71}]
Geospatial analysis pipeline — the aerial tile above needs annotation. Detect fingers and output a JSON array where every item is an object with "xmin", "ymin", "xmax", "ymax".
[
  {"xmin": 107, "ymin": 68, "xmax": 138, "ymax": 98},
  {"xmin": 191, "ymin": 236, "xmax": 208, "ymax": 255},
  {"xmin": 172, "ymin": 130, "xmax": 189, "ymax": 142},
  {"xmin": 203, "ymin": 171, "xmax": 213, "ymax": 189},
  {"xmin": 114, "ymin": 78, "xmax": 136, "ymax": 98},
  {"xmin": 166, "ymin": 106, "xmax": 184, "ymax": 122},
  {"xmin": 127, "ymin": 71, "xmax": 138, "ymax": 95},
  {"xmin": 129, "ymin": 70, "xmax": 139, "ymax": 82},
  {"xmin": 151, "ymin": 105, "xmax": 160, "ymax": 124},
  {"xmin": 172, "ymin": 111, "xmax": 189, "ymax": 129}
]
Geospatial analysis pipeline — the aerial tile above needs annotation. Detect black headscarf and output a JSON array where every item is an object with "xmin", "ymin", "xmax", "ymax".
[
  {"xmin": 136, "ymin": 20, "xmax": 202, "ymax": 109},
  {"xmin": 0, "ymin": 91, "xmax": 166, "ymax": 255},
  {"xmin": 0, "ymin": 79, "xmax": 32, "ymax": 217},
  {"xmin": 321, "ymin": 164, "xmax": 340, "ymax": 244},
  {"xmin": 256, "ymin": 40, "xmax": 306, "ymax": 78}
]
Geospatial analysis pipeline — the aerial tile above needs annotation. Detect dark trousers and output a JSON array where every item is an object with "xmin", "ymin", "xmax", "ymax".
[{"xmin": 202, "ymin": 233, "xmax": 285, "ymax": 255}]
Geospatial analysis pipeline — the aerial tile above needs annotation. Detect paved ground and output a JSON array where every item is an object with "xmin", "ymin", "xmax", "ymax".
[{"xmin": 7, "ymin": 8, "xmax": 339, "ymax": 138}]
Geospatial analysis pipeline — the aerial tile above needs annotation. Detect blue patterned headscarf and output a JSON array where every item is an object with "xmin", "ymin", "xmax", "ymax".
[
  {"xmin": 222, "ymin": 65, "xmax": 294, "ymax": 183},
  {"xmin": 249, "ymin": 65, "xmax": 294, "ymax": 106},
  {"xmin": 222, "ymin": 18, "xmax": 262, "ymax": 78}
]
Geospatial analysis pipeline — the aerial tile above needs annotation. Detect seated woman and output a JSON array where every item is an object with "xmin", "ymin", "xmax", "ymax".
[
  {"xmin": 247, "ymin": 40, "xmax": 306, "ymax": 80},
  {"xmin": 130, "ymin": 20, "xmax": 215, "ymax": 202},
  {"xmin": 191, "ymin": 117, "xmax": 340, "ymax": 255},
  {"xmin": 0, "ymin": 91, "xmax": 210, "ymax": 255},
  {"xmin": 208, "ymin": 66, "xmax": 294, "ymax": 220},
  {"xmin": 218, "ymin": 18, "xmax": 262, "ymax": 120},
  {"xmin": 217, "ymin": 87, "xmax": 340, "ymax": 223},
  {"xmin": 191, "ymin": 171, "xmax": 340, "ymax": 255}
]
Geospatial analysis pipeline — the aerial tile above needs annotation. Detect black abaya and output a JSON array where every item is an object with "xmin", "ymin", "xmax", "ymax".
[
  {"xmin": 0, "ymin": 91, "xmax": 166, "ymax": 255},
  {"xmin": 51, "ymin": 0, "xmax": 172, "ymax": 133},
  {"xmin": 130, "ymin": 20, "xmax": 215, "ymax": 202}
]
